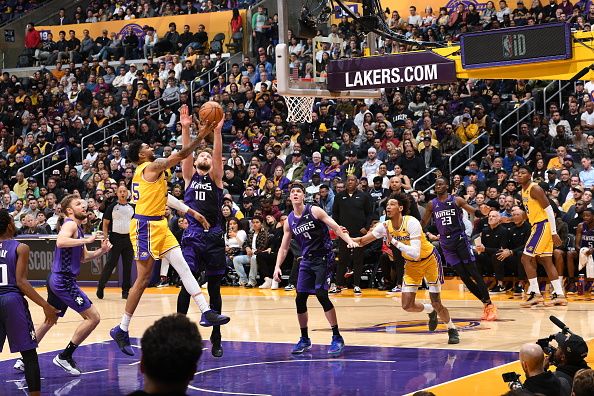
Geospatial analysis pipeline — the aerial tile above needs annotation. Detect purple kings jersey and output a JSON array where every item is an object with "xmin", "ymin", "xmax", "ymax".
[
  {"xmin": 288, "ymin": 205, "xmax": 333, "ymax": 257},
  {"xmin": 0, "ymin": 239, "xmax": 21, "ymax": 295},
  {"xmin": 581, "ymin": 222, "xmax": 594, "ymax": 249},
  {"xmin": 185, "ymin": 172, "xmax": 224, "ymax": 230},
  {"xmin": 431, "ymin": 195, "xmax": 466, "ymax": 238},
  {"xmin": 51, "ymin": 218, "xmax": 84, "ymax": 277}
]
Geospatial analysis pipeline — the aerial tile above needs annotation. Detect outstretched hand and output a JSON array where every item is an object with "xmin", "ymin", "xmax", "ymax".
[
  {"xmin": 180, "ymin": 105, "xmax": 192, "ymax": 128},
  {"xmin": 43, "ymin": 303, "xmax": 60, "ymax": 326},
  {"xmin": 196, "ymin": 119, "xmax": 218, "ymax": 140}
]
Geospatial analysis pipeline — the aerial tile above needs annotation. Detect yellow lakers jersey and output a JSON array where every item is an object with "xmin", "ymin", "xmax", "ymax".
[
  {"xmin": 131, "ymin": 162, "xmax": 168, "ymax": 217},
  {"xmin": 521, "ymin": 182, "xmax": 547, "ymax": 225},
  {"xmin": 386, "ymin": 215, "xmax": 434, "ymax": 262}
]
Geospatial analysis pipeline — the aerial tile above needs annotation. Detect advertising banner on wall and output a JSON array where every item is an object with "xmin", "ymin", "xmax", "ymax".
[
  {"xmin": 327, "ymin": 51, "xmax": 456, "ymax": 91},
  {"xmin": 16, "ymin": 236, "xmax": 117, "ymax": 283},
  {"xmin": 36, "ymin": 10, "xmax": 244, "ymax": 47}
]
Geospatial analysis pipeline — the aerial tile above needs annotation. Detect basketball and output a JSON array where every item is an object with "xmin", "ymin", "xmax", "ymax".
[{"xmin": 199, "ymin": 101, "xmax": 224, "ymax": 125}]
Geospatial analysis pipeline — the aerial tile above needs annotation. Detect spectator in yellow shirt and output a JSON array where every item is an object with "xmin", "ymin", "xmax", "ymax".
[
  {"xmin": 12, "ymin": 172, "xmax": 28, "ymax": 199},
  {"xmin": 546, "ymin": 146, "xmax": 566, "ymax": 170}
]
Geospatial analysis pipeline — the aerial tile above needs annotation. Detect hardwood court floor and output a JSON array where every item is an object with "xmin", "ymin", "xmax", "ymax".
[{"xmin": 2, "ymin": 286, "xmax": 594, "ymax": 395}]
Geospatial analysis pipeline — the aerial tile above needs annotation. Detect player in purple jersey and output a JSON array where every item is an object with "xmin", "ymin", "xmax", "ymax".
[
  {"xmin": 273, "ymin": 183, "xmax": 358, "ymax": 355},
  {"xmin": 175, "ymin": 102, "xmax": 228, "ymax": 358},
  {"xmin": 568, "ymin": 208, "xmax": 594, "ymax": 289},
  {"xmin": 16, "ymin": 195, "xmax": 112, "ymax": 376},
  {"xmin": 421, "ymin": 177, "xmax": 498, "ymax": 321},
  {"xmin": 0, "ymin": 209, "xmax": 59, "ymax": 396}
]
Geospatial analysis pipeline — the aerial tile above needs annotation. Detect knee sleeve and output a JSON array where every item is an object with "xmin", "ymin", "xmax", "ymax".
[
  {"xmin": 21, "ymin": 349, "xmax": 40, "ymax": 392},
  {"xmin": 295, "ymin": 292, "xmax": 309, "ymax": 314},
  {"xmin": 164, "ymin": 248, "xmax": 201, "ymax": 297},
  {"xmin": 315, "ymin": 289, "xmax": 334, "ymax": 312}
]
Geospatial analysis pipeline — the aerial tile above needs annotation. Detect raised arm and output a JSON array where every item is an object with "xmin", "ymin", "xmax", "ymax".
[
  {"xmin": 311, "ymin": 206, "xmax": 357, "ymax": 248},
  {"xmin": 145, "ymin": 111, "xmax": 216, "ymax": 179},
  {"xmin": 15, "ymin": 243, "xmax": 59, "ymax": 325},
  {"xmin": 211, "ymin": 116, "xmax": 224, "ymax": 188},
  {"xmin": 180, "ymin": 105, "xmax": 194, "ymax": 186},
  {"xmin": 272, "ymin": 220, "xmax": 292, "ymax": 282}
]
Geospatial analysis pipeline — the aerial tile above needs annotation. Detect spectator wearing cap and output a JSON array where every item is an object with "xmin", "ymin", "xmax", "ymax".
[
  {"xmin": 463, "ymin": 161, "xmax": 486, "ymax": 185},
  {"xmin": 284, "ymin": 151, "xmax": 305, "ymax": 182},
  {"xmin": 320, "ymin": 136, "xmax": 341, "ymax": 165},
  {"xmin": 303, "ymin": 152, "xmax": 326, "ymax": 183},
  {"xmin": 502, "ymin": 146, "xmax": 525, "ymax": 173},
  {"xmin": 261, "ymin": 148, "xmax": 284, "ymax": 179},
  {"xmin": 580, "ymin": 156, "xmax": 594, "ymax": 188},
  {"xmin": 419, "ymin": 135, "xmax": 442, "ymax": 170},
  {"xmin": 361, "ymin": 147, "xmax": 382, "ymax": 182},
  {"xmin": 553, "ymin": 333, "xmax": 590, "ymax": 390},
  {"xmin": 27, "ymin": 177, "xmax": 39, "ymax": 198},
  {"xmin": 440, "ymin": 123, "xmax": 464, "ymax": 157},
  {"xmin": 562, "ymin": 183, "xmax": 584, "ymax": 213}
]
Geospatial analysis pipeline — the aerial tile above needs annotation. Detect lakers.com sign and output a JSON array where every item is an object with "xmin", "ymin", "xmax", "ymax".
[{"xmin": 327, "ymin": 51, "xmax": 457, "ymax": 91}]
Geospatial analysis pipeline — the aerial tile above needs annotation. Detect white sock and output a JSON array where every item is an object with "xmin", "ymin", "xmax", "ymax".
[
  {"xmin": 528, "ymin": 278, "xmax": 540, "ymax": 295},
  {"xmin": 119, "ymin": 313, "xmax": 131, "ymax": 332},
  {"xmin": 447, "ymin": 319, "xmax": 456, "ymax": 329},
  {"xmin": 422, "ymin": 303, "xmax": 433, "ymax": 313},
  {"xmin": 551, "ymin": 279, "xmax": 564, "ymax": 296},
  {"xmin": 163, "ymin": 248, "xmax": 210, "ymax": 313}
]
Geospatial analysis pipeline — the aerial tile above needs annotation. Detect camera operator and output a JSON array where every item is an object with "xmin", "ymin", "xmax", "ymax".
[
  {"xmin": 519, "ymin": 343, "xmax": 567, "ymax": 396},
  {"xmin": 553, "ymin": 333, "xmax": 590, "ymax": 388}
]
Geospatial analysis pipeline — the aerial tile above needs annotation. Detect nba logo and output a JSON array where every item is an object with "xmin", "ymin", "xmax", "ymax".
[{"xmin": 502, "ymin": 35, "xmax": 513, "ymax": 58}]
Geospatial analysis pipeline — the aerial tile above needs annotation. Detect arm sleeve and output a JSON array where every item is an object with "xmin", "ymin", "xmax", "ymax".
[
  {"xmin": 371, "ymin": 222, "xmax": 388, "ymax": 239},
  {"xmin": 392, "ymin": 217, "xmax": 422, "ymax": 260},
  {"xmin": 166, "ymin": 194, "xmax": 189, "ymax": 213},
  {"xmin": 544, "ymin": 205, "xmax": 558, "ymax": 234}
]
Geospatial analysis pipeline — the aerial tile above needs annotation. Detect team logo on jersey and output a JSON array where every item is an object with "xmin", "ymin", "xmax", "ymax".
[
  {"xmin": 30, "ymin": 330, "xmax": 36, "ymax": 341},
  {"xmin": 75, "ymin": 296, "xmax": 84, "ymax": 306},
  {"xmin": 527, "ymin": 245, "xmax": 534, "ymax": 252},
  {"xmin": 140, "ymin": 252, "xmax": 149, "ymax": 259}
]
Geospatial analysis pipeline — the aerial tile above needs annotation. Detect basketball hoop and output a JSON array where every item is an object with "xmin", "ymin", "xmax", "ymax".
[{"xmin": 284, "ymin": 95, "xmax": 315, "ymax": 123}]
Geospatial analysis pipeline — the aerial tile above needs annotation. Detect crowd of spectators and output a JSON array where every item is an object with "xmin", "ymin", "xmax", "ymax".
[
  {"xmin": 6, "ymin": 1, "xmax": 594, "ymax": 295},
  {"xmin": 0, "ymin": 0, "xmax": 48, "ymax": 24}
]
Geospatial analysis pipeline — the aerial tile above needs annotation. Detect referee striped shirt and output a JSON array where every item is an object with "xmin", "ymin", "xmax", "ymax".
[{"xmin": 104, "ymin": 201, "xmax": 134, "ymax": 235}]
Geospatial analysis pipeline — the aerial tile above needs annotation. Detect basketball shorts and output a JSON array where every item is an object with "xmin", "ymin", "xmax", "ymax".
[
  {"xmin": 297, "ymin": 252, "xmax": 335, "ymax": 295},
  {"xmin": 403, "ymin": 248, "xmax": 444, "ymax": 293},
  {"xmin": 0, "ymin": 293, "xmax": 37, "ymax": 353},
  {"xmin": 47, "ymin": 273, "xmax": 92, "ymax": 317},
  {"xmin": 523, "ymin": 220, "xmax": 553, "ymax": 257},
  {"xmin": 130, "ymin": 215, "xmax": 179, "ymax": 261},
  {"xmin": 182, "ymin": 227, "xmax": 226, "ymax": 276},
  {"xmin": 440, "ymin": 233, "xmax": 475, "ymax": 266}
]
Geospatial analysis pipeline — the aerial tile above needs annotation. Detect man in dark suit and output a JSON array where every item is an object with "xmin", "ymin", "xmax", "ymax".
[{"xmin": 54, "ymin": 8, "xmax": 71, "ymax": 25}]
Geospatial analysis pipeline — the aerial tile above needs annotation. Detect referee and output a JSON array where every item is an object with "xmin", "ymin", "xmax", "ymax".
[{"xmin": 97, "ymin": 185, "xmax": 134, "ymax": 299}]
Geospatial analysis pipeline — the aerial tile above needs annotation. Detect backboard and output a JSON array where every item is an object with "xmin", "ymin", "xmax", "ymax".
[{"xmin": 274, "ymin": 0, "xmax": 381, "ymax": 99}]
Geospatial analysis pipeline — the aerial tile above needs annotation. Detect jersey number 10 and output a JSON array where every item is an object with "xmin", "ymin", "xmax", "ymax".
[{"xmin": 195, "ymin": 191, "xmax": 206, "ymax": 201}]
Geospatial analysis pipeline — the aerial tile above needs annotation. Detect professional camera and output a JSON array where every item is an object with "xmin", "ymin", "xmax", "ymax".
[
  {"xmin": 502, "ymin": 371, "xmax": 523, "ymax": 390},
  {"xmin": 536, "ymin": 315, "xmax": 581, "ymax": 367}
]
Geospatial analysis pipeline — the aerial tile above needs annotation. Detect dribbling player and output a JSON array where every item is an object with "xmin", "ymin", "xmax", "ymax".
[
  {"xmin": 111, "ymin": 106, "xmax": 229, "ymax": 356},
  {"xmin": 0, "ymin": 209, "xmax": 59, "ymax": 395},
  {"xmin": 517, "ymin": 166, "xmax": 567, "ymax": 306},
  {"xmin": 421, "ymin": 177, "xmax": 498, "ymax": 321},
  {"xmin": 19, "ymin": 195, "xmax": 112, "ymax": 375},
  {"xmin": 356, "ymin": 193, "xmax": 460, "ymax": 344},
  {"xmin": 273, "ymin": 183, "xmax": 358, "ymax": 355},
  {"xmin": 176, "ymin": 103, "xmax": 227, "ymax": 358}
]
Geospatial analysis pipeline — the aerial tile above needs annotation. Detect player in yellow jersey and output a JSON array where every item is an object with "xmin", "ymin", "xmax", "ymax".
[
  {"xmin": 355, "ymin": 193, "xmax": 459, "ymax": 344},
  {"xmin": 110, "ymin": 106, "xmax": 230, "ymax": 356},
  {"xmin": 517, "ymin": 165, "xmax": 567, "ymax": 307}
]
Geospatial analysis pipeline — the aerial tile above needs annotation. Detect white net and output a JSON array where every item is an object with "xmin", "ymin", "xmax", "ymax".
[{"xmin": 284, "ymin": 95, "xmax": 315, "ymax": 123}]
